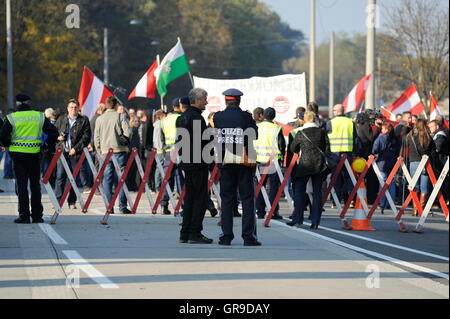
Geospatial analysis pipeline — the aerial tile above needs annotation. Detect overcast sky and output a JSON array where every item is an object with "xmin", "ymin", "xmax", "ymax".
[{"xmin": 260, "ymin": 0, "xmax": 448, "ymax": 44}]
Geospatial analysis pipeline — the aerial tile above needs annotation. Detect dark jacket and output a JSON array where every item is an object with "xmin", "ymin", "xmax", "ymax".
[
  {"xmin": 372, "ymin": 133, "xmax": 401, "ymax": 173},
  {"xmin": 140, "ymin": 120, "xmax": 154, "ymax": 151},
  {"xmin": 213, "ymin": 105, "xmax": 258, "ymax": 168},
  {"xmin": 431, "ymin": 130, "xmax": 449, "ymax": 172},
  {"xmin": 405, "ymin": 133, "xmax": 435, "ymax": 162},
  {"xmin": 290, "ymin": 124, "xmax": 327, "ymax": 179},
  {"xmin": 55, "ymin": 113, "xmax": 91, "ymax": 156},
  {"xmin": 0, "ymin": 105, "xmax": 59, "ymax": 153},
  {"xmin": 176, "ymin": 105, "xmax": 211, "ymax": 171},
  {"xmin": 130, "ymin": 126, "xmax": 141, "ymax": 150},
  {"xmin": 357, "ymin": 122, "xmax": 381, "ymax": 158}
]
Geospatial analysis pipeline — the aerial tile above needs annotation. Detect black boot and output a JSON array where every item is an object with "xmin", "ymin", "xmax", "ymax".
[
  {"xmin": 163, "ymin": 205, "xmax": 171, "ymax": 215},
  {"xmin": 14, "ymin": 215, "xmax": 30, "ymax": 224}
]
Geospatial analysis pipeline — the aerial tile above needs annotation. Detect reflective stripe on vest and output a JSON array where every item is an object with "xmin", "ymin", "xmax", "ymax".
[
  {"xmin": 161, "ymin": 113, "xmax": 180, "ymax": 152},
  {"xmin": 328, "ymin": 116, "xmax": 354, "ymax": 152},
  {"xmin": 253, "ymin": 121, "xmax": 282, "ymax": 163},
  {"xmin": 7, "ymin": 111, "xmax": 44, "ymax": 154}
]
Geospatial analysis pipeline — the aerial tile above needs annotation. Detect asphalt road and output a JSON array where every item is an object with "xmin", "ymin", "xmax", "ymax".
[{"xmin": 0, "ymin": 170, "xmax": 448, "ymax": 299}]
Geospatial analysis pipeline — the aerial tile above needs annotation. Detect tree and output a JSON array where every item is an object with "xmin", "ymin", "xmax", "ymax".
[{"xmin": 380, "ymin": 0, "xmax": 449, "ymax": 113}]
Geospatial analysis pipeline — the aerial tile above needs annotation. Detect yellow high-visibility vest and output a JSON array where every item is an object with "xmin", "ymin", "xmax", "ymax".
[
  {"xmin": 161, "ymin": 113, "xmax": 180, "ymax": 152},
  {"xmin": 7, "ymin": 110, "xmax": 44, "ymax": 154},
  {"xmin": 328, "ymin": 116, "xmax": 354, "ymax": 152},
  {"xmin": 253, "ymin": 121, "xmax": 282, "ymax": 163}
]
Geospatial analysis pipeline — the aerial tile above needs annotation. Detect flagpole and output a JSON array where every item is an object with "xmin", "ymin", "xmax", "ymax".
[{"xmin": 157, "ymin": 54, "xmax": 165, "ymax": 112}]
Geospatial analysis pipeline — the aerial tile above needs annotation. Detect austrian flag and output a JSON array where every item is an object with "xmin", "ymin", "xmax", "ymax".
[
  {"xmin": 78, "ymin": 67, "xmax": 114, "ymax": 119},
  {"xmin": 342, "ymin": 74, "xmax": 372, "ymax": 113},
  {"xmin": 128, "ymin": 60, "xmax": 158, "ymax": 100},
  {"xmin": 382, "ymin": 83, "xmax": 425, "ymax": 121}
]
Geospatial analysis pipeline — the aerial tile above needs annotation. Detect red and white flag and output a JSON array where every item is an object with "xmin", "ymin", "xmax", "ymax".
[
  {"xmin": 128, "ymin": 60, "xmax": 158, "ymax": 100},
  {"xmin": 381, "ymin": 83, "xmax": 424, "ymax": 121},
  {"xmin": 78, "ymin": 67, "xmax": 114, "ymax": 119},
  {"xmin": 342, "ymin": 74, "xmax": 371, "ymax": 113},
  {"xmin": 430, "ymin": 92, "xmax": 449, "ymax": 129},
  {"xmin": 429, "ymin": 92, "xmax": 443, "ymax": 120}
]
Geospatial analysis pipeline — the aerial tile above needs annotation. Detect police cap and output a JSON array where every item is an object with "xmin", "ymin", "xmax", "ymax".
[
  {"xmin": 16, "ymin": 93, "xmax": 31, "ymax": 103},
  {"xmin": 222, "ymin": 88, "xmax": 243, "ymax": 100}
]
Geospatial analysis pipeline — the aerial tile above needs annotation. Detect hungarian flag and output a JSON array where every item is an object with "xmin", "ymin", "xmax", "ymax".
[
  {"xmin": 78, "ymin": 67, "xmax": 114, "ymax": 119},
  {"xmin": 430, "ymin": 92, "xmax": 449, "ymax": 129},
  {"xmin": 128, "ymin": 60, "xmax": 158, "ymax": 100},
  {"xmin": 343, "ymin": 74, "xmax": 372, "ymax": 113},
  {"xmin": 381, "ymin": 83, "xmax": 425, "ymax": 121},
  {"xmin": 154, "ymin": 39, "xmax": 190, "ymax": 98}
]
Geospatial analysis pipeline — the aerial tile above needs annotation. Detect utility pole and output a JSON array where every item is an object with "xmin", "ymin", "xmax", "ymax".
[
  {"xmin": 6, "ymin": 0, "xmax": 14, "ymax": 110},
  {"xmin": 103, "ymin": 28, "xmax": 109, "ymax": 86},
  {"xmin": 329, "ymin": 32, "xmax": 335, "ymax": 118},
  {"xmin": 365, "ymin": 0, "xmax": 376, "ymax": 110},
  {"xmin": 309, "ymin": 0, "xmax": 316, "ymax": 102}
]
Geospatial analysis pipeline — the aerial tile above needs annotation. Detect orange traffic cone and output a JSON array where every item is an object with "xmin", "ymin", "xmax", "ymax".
[{"xmin": 351, "ymin": 181, "xmax": 375, "ymax": 231}]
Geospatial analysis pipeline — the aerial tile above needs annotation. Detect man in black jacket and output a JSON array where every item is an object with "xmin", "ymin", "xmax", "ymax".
[
  {"xmin": 175, "ymin": 88, "xmax": 213, "ymax": 244},
  {"xmin": 429, "ymin": 120, "xmax": 449, "ymax": 202},
  {"xmin": 54, "ymin": 99, "xmax": 91, "ymax": 209}
]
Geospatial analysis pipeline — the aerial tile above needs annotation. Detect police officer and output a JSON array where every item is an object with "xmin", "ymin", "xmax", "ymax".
[
  {"xmin": 160, "ymin": 98, "xmax": 184, "ymax": 214},
  {"xmin": 0, "ymin": 94, "xmax": 58, "ymax": 223},
  {"xmin": 254, "ymin": 107, "xmax": 285, "ymax": 219},
  {"xmin": 213, "ymin": 89, "xmax": 261, "ymax": 246}
]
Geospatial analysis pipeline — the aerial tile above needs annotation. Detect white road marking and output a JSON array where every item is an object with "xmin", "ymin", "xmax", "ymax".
[
  {"xmin": 39, "ymin": 223, "xmax": 68, "ymax": 245},
  {"xmin": 297, "ymin": 221, "xmax": 449, "ymax": 262},
  {"xmin": 273, "ymin": 220, "xmax": 449, "ymax": 280},
  {"xmin": 62, "ymin": 250, "xmax": 119, "ymax": 289}
]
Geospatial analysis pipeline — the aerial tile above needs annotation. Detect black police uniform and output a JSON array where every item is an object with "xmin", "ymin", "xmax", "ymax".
[
  {"xmin": 0, "ymin": 94, "xmax": 58, "ymax": 223},
  {"xmin": 213, "ymin": 89, "xmax": 261, "ymax": 246}
]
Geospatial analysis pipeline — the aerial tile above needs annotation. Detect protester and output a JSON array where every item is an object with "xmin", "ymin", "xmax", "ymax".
[
  {"xmin": 288, "ymin": 112, "xmax": 328, "ymax": 229},
  {"xmin": 94, "ymin": 96, "xmax": 132, "ymax": 214},
  {"xmin": 40, "ymin": 108, "xmax": 58, "ymax": 188},
  {"xmin": 206, "ymin": 112, "xmax": 218, "ymax": 217},
  {"xmin": 126, "ymin": 115, "xmax": 142, "ymax": 191},
  {"xmin": 371, "ymin": 123, "xmax": 401, "ymax": 214},
  {"xmin": 153, "ymin": 109, "xmax": 166, "ymax": 193},
  {"xmin": 54, "ymin": 99, "xmax": 91, "ymax": 209},
  {"xmin": 429, "ymin": 119, "xmax": 449, "ymax": 203},
  {"xmin": 405, "ymin": 119, "xmax": 435, "ymax": 216}
]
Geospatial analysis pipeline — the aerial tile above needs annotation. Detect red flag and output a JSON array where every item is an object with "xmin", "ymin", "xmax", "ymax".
[
  {"xmin": 382, "ymin": 83, "xmax": 424, "ymax": 121},
  {"xmin": 128, "ymin": 60, "xmax": 158, "ymax": 100},
  {"xmin": 342, "ymin": 74, "xmax": 372, "ymax": 113},
  {"xmin": 79, "ymin": 67, "xmax": 114, "ymax": 119}
]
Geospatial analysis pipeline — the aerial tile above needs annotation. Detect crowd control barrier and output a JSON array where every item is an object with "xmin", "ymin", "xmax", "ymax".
[{"xmin": 41, "ymin": 146, "xmax": 448, "ymax": 232}]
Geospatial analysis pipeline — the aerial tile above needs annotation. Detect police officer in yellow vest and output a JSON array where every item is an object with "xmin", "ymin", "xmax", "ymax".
[
  {"xmin": 159, "ymin": 98, "xmax": 184, "ymax": 214},
  {"xmin": 0, "ymin": 94, "xmax": 58, "ymax": 223},
  {"xmin": 254, "ymin": 107, "xmax": 285, "ymax": 219},
  {"xmin": 326, "ymin": 104, "xmax": 359, "ymax": 205}
]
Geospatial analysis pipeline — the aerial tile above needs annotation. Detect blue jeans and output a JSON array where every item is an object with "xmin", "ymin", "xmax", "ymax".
[
  {"xmin": 102, "ymin": 152, "xmax": 129, "ymax": 211},
  {"xmin": 379, "ymin": 171, "xmax": 395, "ymax": 208},
  {"xmin": 255, "ymin": 164, "xmax": 280, "ymax": 217},
  {"xmin": 409, "ymin": 161, "xmax": 430, "ymax": 194},
  {"xmin": 292, "ymin": 174, "xmax": 324, "ymax": 225}
]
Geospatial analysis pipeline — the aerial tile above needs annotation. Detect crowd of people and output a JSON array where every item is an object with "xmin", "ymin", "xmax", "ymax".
[{"xmin": 0, "ymin": 90, "xmax": 448, "ymax": 246}]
